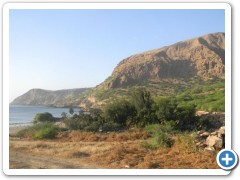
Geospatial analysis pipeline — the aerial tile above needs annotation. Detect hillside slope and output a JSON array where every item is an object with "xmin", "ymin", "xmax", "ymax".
[
  {"xmin": 11, "ymin": 88, "xmax": 90, "ymax": 107},
  {"xmin": 102, "ymin": 32, "xmax": 225, "ymax": 88},
  {"xmin": 12, "ymin": 32, "xmax": 225, "ymax": 108}
]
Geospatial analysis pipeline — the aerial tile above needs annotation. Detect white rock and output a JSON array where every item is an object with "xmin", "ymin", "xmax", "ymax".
[
  {"xmin": 200, "ymin": 132, "xmax": 210, "ymax": 138},
  {"xmin": 206, "ymin": 136, "xmax": 223, "ymax": 149},
  {"xmin": 125, "ymin": 165, "xmax": 130, "ymax": 168},
  {"xmin": 218, "ymin": 126, "xmax": 225, "ymax": 137},
  {"xmin": 204, "ymin": 146, "xmax": 215, "ymax": 151},
  {"xmin": 210, "ymin": 132, "xmax": 217, "ymax": 136}
]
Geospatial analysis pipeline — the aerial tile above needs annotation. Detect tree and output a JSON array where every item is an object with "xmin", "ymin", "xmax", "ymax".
[
  {"xmin": 130, "ymin": 88, "xmax": 153, "ymax": 111},
  {"xmin": 103, "ymin": 99, "xmax": 136, "ymax": 128},
  {"xmin": 130, "ymin": 88, "xmax": 156, "ymax": 127},
  {"xmin": 153, "ymin": 97, "xmax": 197, "ymax": 131},
  {"xmin": 153, "ymin": 97, "xmax": 177, "ymax": 123},
  {"xmin": 33, "ymin": 112, "xmax": 55, "ymax": 124},
  {"xmin": 69, "ymin": 107, "xmax": 74, "ymax": 115},
  {"xmin": 61, "ymin": 112, "xmax": 67, "ymax": 119},
  {"xmin": 174, "ymin": 104, "xmax": 197, "ymax": 131}
]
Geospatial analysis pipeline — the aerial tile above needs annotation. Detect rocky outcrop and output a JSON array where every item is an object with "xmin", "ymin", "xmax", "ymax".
[
  {"xmin": 11, "ymin": 88, "xmax": 91, "ymax": 107},
  {"xmin": 104, "ymin": 32, "xmax": 225, "ymax": 88},
  {"xmin": 195, "ymin": 126, "xmax": 225, "ymax": 151}
]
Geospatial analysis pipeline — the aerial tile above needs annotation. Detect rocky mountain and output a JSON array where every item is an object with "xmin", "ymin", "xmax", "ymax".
[
  {"xmin": 11, "ymin": 88, "xmax": 90, "ymax": 107},
  {"xmin": 103, "ymin": 32, "xmax": 225, "ymax": 88},
  {"xmin": 12, "ymin": 32, "xmax": 225, "ymax": 108}
]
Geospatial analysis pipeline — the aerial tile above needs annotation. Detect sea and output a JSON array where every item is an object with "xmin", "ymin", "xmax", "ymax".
[{"xmin": 9, "ymin": 105, "xmax": 81, "ymax": 127}]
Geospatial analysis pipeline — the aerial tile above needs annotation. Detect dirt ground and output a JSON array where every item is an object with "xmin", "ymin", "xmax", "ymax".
[{"xmin": 9, "ymin": 130, "xmax": 220, "ymax": 169}]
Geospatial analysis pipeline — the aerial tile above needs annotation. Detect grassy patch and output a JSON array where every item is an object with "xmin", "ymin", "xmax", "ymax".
[
  {"xmin": 16, "ymin": 122, "xmax": 59, "ymax": 139},
  {"xmin": 144, "ymin": 124, "xmax": 174, "ymax": 149}
]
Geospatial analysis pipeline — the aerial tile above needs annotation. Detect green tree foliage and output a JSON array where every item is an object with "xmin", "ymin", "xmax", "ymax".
[
  {"xmin": 130, "ymin": 88, "xmax": 157, "ymax": 127},
  {"xmin": 174, "ymin": 104, "xmax": 197, "ymax": 131},
  {"xmin": 69, "ymin": 107, "xmax": 74, "ymax": 115},
  {"xmin": 33, "ymin": 112, "xmax": 55, "ymax": 124},
  {"xmin": 64, "ymin": 113, "xmax": 93, "ymax": 130},
  {"xmin": 89, "ymin": 108, "xmax": 102, "ymax": 118},
  {"xmin": 153, "ymin": 97, "xmax": 197, "ymax": 131},
  {"xmin": 103, "ymin": 99, "xmax": 136, "ymax": 128},
  {"xmin": 153, "ymin": 97, "xmax": 177, "ymax": 124},
  {"xmin": 130, "ymin": 88, "xmax": 153, "ymax": 111}
]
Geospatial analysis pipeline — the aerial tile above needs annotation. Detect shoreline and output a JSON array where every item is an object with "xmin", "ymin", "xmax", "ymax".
[{"xmin": 9, "ymin": 125, "xmax": 30, "ymax": 135}]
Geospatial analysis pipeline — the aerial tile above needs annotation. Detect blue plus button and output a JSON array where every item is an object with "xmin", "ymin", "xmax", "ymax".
[{"xmin": 217, "ymin": 149, "xmax": 238, "ymax": 170}]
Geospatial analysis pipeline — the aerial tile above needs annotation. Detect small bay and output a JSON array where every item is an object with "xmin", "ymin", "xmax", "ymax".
[{"xmin": 9, "ymin": 105, "xmax": 80, "ymax": 127}]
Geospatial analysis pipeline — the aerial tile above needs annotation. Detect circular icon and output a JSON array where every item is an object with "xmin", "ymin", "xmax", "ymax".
[{"xmin": 217, "ymin": 149, "xmax": 238, "ymax": 170}]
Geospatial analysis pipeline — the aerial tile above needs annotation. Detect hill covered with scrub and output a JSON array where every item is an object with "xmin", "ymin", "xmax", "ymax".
[
  {"xmin": 79, "ymin": 32, "xmax": 225, "ymax": 111},
  {"xmin": 11, "ymin": 88, "xmax": 90, "ymax": 107}
]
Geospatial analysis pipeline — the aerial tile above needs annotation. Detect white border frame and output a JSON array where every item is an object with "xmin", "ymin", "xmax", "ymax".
[{"xmin": 3, "ymin": 2, "xmax": 231, "ymax": 176}]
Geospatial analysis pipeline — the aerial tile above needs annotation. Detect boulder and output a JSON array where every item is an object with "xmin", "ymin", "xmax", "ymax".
[
  {"xmin": 204, "ymin": 146, "xmax": 215, "ymax": 151},
  {"xmin": 206, "ymin": 136, "xmax": 223, "ymax": 149},
  {"xmin": 210, "ymin": 132, "xmax": 217, "ymax": 136},
  {"xmin": 200, "ymin": 132, "xmax": 210, "ymax": 138},
  {"xmin": 217, "ymin": 126, "xmax": 225, "ymax": 137}
]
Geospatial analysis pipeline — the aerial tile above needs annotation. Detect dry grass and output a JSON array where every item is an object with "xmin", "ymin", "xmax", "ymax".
[
  {"xmin": 55, "ymin": 130, "xmax": 150, "ymax": 142},
  {"xmin": 10, "ymin": 131, "xmax": 220, "ymax": 169}
]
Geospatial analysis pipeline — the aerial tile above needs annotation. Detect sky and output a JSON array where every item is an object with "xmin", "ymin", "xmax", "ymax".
[{"xmin": 9, "ymin": 9, "xmax": 225, "ymax": 102}]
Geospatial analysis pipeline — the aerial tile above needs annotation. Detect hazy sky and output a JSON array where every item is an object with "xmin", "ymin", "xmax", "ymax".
[{"xmin": 9, "ymin": 9, "xmax": 225, "ymax": 102}]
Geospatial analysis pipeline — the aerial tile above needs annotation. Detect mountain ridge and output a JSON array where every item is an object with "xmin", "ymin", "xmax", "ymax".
[
  {"xmin": 11, "ymin": 88, "xmax": 91, "ymax": 107},
  {"xmin": 103, "ymin": 32, "xmax": 225, "ymax": 89},
  {"xmin": 11, "ymin": 32, "xmax": 225, "ymax": 108}
]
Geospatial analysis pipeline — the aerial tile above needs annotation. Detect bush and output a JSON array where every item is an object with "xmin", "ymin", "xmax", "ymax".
[
  {"xmin": 64, "ymin": 113, "xmax": 93, "ymax": 130},
  {"xmin": 153, "ymin": 97, "xmax": 198, "ymax": 131},
  {"xmin": 33, "ymin": 124, "xmax": 59, "ymax": 139},
  {"xmin": 16, "ymin": 122, "xmax": 59, "ymax": 139},
  {"xmin": 153, "ymin": 97, "xmax": 177, "ymax": 123},
  {"xmin": 103, "ymin": 99, "xmax": 136, "ymax": 128},
  {"xmin": 83, "ymin": 121, "xmax": 102, "ymax": 132},
  {"xmin": 101, "ymin": 122, "xmax": 122, "ymax": 132},
  {"xmin": 33, "ymin": 112, "xmax": 55, "ymax": 124},
  {"xmin": 144, "ymin": 124, "xmax": 174, "ymax": 148},
  {"xmin": 174, "ymin": 104, "xmax": 197, "ymax": 131}
]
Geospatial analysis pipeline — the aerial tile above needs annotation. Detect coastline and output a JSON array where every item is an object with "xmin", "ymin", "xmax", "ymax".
[{"xmin": 9, "ymin": 125, "xmax": 29, "ymax": 135}]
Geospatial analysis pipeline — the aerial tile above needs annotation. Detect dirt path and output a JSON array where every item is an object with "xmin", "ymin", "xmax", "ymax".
[{"xmin": 10, "ymin": 150, "xmax": 92, "ymax": 169}]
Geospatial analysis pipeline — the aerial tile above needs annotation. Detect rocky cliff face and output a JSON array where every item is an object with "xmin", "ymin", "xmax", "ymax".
[
  {"xmin": 11, "ymin": 88, "xmax": 90, "ymax": 107},
  {"xmin": 105, "ymin": 32, "xmax": 225, "ymax": 88}
]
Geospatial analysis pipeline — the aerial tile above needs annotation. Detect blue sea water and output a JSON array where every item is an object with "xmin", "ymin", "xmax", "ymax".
[{"xmin": 9, "ymin": 105, "xmax": 80, "ymax": 127}]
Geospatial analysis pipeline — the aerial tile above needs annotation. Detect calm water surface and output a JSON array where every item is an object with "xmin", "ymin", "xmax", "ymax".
[{"xmin": 9, "ymin": 105, "xmax": 80, "ymax": 127}]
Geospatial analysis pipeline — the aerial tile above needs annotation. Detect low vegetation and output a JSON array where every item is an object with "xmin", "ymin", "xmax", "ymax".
[
  {"xmin": 16, "ymin": 82, "xmax": 224, "ymax": 149},
  {"xmin": 16, "ymin": 122, "xmax": 59, "ymax": 139},
  {"xmin": 10, "ymin": 131, "xmax": 219, "ymax": 169},
  {"xmin": 33, "ymin": 112, "xmax": 56, "ymax": 124},
  {"xmin": 12, "ymin": 80, "xmax": 223, "ymax": 169}
]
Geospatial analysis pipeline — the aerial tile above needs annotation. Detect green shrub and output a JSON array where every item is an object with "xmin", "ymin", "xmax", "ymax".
[
  {"xmin": 64, "ymin": 113, "xmax": 93, "ymax": 130},
  {"xmin": 174, "ymin": 104, "xmax": 197, "ymax": 131},
  {"xmin": 16, "ymin": 127, "xmax": 34, "ymax": 138},
  {"xmin": 144, "ymin": 124, "xmax": 174, "ymax": 148},
  {"xmin": 33, "ymin": 112, "xmax": 55, "ymax": 124},
  {"xmin": 16, "ymin": 122, "xmax": 59, "ymax": 139},
  {"xmin": 33, "ymin": 124, "xmax": 59, "ymax": 139},
  {"xmin": 83, "ymin": 121, "xmax": 102, "ymax": 132},
  {"xmin": 103, "ymin": 98, "xmax": 136, "ymax": 127},
  {"xmin": 101, "ymin": 122, "xmax": 121, "ymax": 132}
]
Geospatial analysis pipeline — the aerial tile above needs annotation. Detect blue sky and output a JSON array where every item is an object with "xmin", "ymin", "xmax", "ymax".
[{"xmin": 9, "ymin": 9, "xmax": 225, "ymax": 101}]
